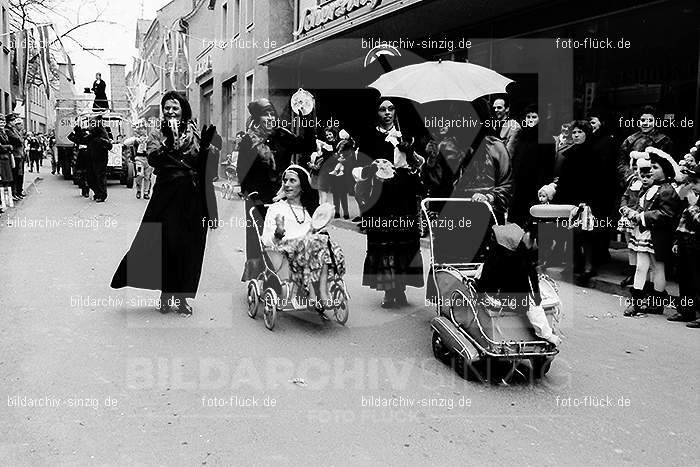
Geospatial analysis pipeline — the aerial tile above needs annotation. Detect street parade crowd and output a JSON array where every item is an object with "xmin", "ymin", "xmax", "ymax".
[
  {"xmin": 1, "ymin": 90, "xmax": 697, "ymax": 330},
  {"xmin": 0, "ymin": 113, "xmax": 57, "ymax": 213}
]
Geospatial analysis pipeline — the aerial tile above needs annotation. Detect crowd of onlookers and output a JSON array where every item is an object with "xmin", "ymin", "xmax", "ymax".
[
  {"xmin": 248, "ymin": 99, "xmax": 698, "ymax": 325},
  {"xmin": 0, "ymin": 113, "xmax": 57, "ymax": 214}
]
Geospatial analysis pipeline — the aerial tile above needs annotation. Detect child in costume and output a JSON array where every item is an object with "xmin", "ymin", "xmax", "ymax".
[
  {"xmin": 623, "ymin": 149, "xmax": 682, "ymax": 316},
  {"xmin": 618, "ymin": 151, "xmax": 650, "ymax": 287}
]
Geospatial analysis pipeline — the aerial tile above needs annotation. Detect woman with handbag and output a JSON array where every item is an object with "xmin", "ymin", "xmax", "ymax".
[{"xmin": 111, "ymin": 91, "xmax": 219, "ymax": 316}]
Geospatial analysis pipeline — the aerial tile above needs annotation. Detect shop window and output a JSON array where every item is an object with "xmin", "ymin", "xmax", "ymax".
[{"xmin": 222, "ymin": 76, "xmax": 238, "ymax": 152}]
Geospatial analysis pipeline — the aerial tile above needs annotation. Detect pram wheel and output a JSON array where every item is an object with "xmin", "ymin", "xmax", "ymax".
[
  {"xmin": 246, "ymin": 281, "xmax": 259, "ymax": 318},
  {"xmin": 330, "ymin": 280, "xmax": 349, "ymax": 325},
  {"xmin": 453, "ymin": 353, "xmax": 481, "ymax": 381},
  {"xmin": 431, "ymin": 331, "xmax": 451, "ymax": 365},
  {"xmin": 530, "ymin": 356, "xmax": 553, "ymax": 379},
  {"xmin": 262, "ymin": 288, "xmax": 278, "ymax": 330}
]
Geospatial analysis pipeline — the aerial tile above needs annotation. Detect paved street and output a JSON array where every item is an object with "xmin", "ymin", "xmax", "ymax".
[{"xmin": 1, "ymin": 173, "xmax": 698, "ymax": 465}]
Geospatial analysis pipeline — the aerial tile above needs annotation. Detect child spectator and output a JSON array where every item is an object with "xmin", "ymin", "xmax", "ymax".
[
  {"xmin": 618, "ymin": 151, "xmax": 650, "ymax": 286},
  {"xmin": 623, "ymin": 150, "xmax": 682, "ymax": 316}
]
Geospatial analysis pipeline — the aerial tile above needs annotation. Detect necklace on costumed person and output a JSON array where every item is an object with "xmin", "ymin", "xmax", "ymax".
[{"xmin": 287, "ymin": 200, "xmax": 306, "ymax": 224}]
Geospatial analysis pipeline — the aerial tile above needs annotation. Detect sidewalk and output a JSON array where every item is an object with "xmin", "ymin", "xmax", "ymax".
[
  {"xmin": 0, "ymin": 168, "xmax": 43, "ymax": 214},
  {"xmin": 544, "ymin": 248, "xmax": 680, "ymax": 298}
]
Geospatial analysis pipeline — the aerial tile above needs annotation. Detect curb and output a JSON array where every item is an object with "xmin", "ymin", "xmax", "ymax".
[
  {"xmin": 0, "ymin": 176, "xmax": 42, "ymax": 219},
  {"xmin": 544, "ymin": 266, "xmax": 680, "ymax": 301}
]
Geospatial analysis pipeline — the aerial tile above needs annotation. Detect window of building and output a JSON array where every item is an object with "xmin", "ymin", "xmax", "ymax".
[
  {"xmin": 222, "ymin": 2, "xmax": 228, "ymax": 40},
  {"xmin": 2, "ymin": 7, "xmax": 7, "ymax": 37},
  {"xmin": 233, "ymin": 0, "xmax": 240, "ymax": 38},
  {"xmin": 246, "ymin": 0, "xmax": 254, "ymax": 30},
  {"xmin": 222, "ymin": 76, "xmax": 238, "ymax": 152},
  {"xmin": 200, "ymin": 79, "xmax": 214, "ymax": 126},
  {"xmin": 5, "ymin": 92, "xmax": 10, "ymax": 114},
  {"xmin": 245, "ymin": 71, "xmax": 254, "ymax": 106}
]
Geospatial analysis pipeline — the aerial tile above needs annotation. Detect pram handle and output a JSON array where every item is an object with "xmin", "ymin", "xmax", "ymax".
[{"xmin": 420, "ymin": 197, "xmax": 499, "ymax": 226}]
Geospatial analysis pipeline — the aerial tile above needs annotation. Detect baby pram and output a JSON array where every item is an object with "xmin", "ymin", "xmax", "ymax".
[
  {"xmin": 245, "ymin": 197, "xmax": 350, "ymax": 330},
  {"xmin": 422, "ymin": 198, "xmax": 561, "ymax": 382}
]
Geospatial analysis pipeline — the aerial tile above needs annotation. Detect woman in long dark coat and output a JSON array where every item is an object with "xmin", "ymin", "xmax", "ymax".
[
  {"xmin": 552, "ymin": 120, "xmax": 607, "ymax": 279},
  {"xmin": 237, "ymin": 98, "xmax": 316, "ymax": 281},
  {"xmin": 356, "ymin": 99, "xmax": 424, "ymax": 308},
  {"xmin": 111, "ymin": 91, "xmax": 218, "ymax": 315}
]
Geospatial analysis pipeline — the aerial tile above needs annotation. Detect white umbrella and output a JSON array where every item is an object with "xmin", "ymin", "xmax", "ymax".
[{"xmin": 368, "ymin": 60, "xmax": 513, "ymax": 103}]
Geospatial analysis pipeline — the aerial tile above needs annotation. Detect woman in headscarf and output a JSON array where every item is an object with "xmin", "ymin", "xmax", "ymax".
[
  {"xmin": 237, "ymin": 98, "xmax": 316, "ymax": 281},
  {"xmin": 261, "ymin": 165, "xmax": 346, "ymax": 313},
  {"xmin": 111, "ymin": 91, "xmax": 219, "ymax": 315},
  {"xmin": 355, "ymin": 98, "xmax": 425, "ymax": 308}
]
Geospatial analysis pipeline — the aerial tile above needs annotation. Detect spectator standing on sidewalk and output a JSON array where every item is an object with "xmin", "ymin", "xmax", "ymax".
[
  {"xmin": 124, "ymin": 129, "xmax": 152, "ymax": 199},
  {"xmin": 508, "ymin": 105, "xmax": 555, "ymax": 227},
  {"xmin": 5, "ymin": 114, "xmax": 25, "ymax": 201},
  {"xmin": 623, "ymin": 151, "xmax": 681, "ymax": 316},
  {"xmin": 618, "ymin": 105, "xmax": 673, "ymax": 187},
  {"xmin": 492, "ymin": 96, "xmax": 521, "ymax": 158},
  {"xmin": 27, "ymin": 133, "xmax": 42, "ymax": 173},
  {"xmin": 668, "ymin": 163, "xmax": 700, "ymax": 326},
  {"xmin": 0, "ymin": 113, "xmax": 14, "ymax": 212}
]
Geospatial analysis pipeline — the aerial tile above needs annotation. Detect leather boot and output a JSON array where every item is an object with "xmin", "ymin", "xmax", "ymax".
[{"xmin": 623, "ymin": 288, "xmax": 646, "ymax": 316}]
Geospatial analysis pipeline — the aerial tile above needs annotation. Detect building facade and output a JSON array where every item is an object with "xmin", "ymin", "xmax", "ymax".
[
  {"xmin": 130, "ymin": 0, "xmax": 195, "ymax": 122},
  {"xmin": 258, "ymin": 0, "xmax": 699, "ymax": 150},
  {"xmin": 0, "ymin": 0, "xmax": 11, "ymax": 115},
  {"xmin": 186, "ymin": 0, "xmax": 295, "ymax": 153}
]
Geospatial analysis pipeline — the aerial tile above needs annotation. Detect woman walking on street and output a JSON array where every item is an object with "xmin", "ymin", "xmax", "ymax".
[
  {"xmin": 356, "ymin": 99, "xmax": 424, "ymax": 308},
  {"xmin": 111, "ymin": 91, "xmax": 219, "ymax": 316}
]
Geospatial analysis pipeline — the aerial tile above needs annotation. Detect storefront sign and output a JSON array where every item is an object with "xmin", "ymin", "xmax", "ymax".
[{"xmin": 294, "ymin": 0, "xmax": 382, "ymax": 38}]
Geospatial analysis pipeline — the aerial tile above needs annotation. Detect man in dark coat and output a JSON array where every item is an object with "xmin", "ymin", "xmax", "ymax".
[
  {"xmin": 86, "ymin": 115, "xmax": 112, "ymax": 202},
  {"xmin": 67, "ymin": 122, "xmax": 91, "ymax": 197},
  {"xmin": 92, "ymin": 73, "xmax": 109, "ymax": 110},
  {"xmin": 5, "ymin": 114, "xmax": 25, "ymax": 200}
]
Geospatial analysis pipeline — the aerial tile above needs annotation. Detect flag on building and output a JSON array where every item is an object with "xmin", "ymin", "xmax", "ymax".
[
  {"xmin": 12, "ymin": 29, "xmax": 30, "ymax": 99},
  {"xmin": 37, "ymin": 25, "xmax": 52, "ymax": 98}
]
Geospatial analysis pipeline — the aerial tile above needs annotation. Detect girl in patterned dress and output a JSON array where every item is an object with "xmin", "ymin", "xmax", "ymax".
[
  {"xmin": 618, "ymin": 152, "xmax": 649, "ymax": 286},
  {"xmin": 623, "ymin": 153, "xmax": 682, "ymax": 316}
]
